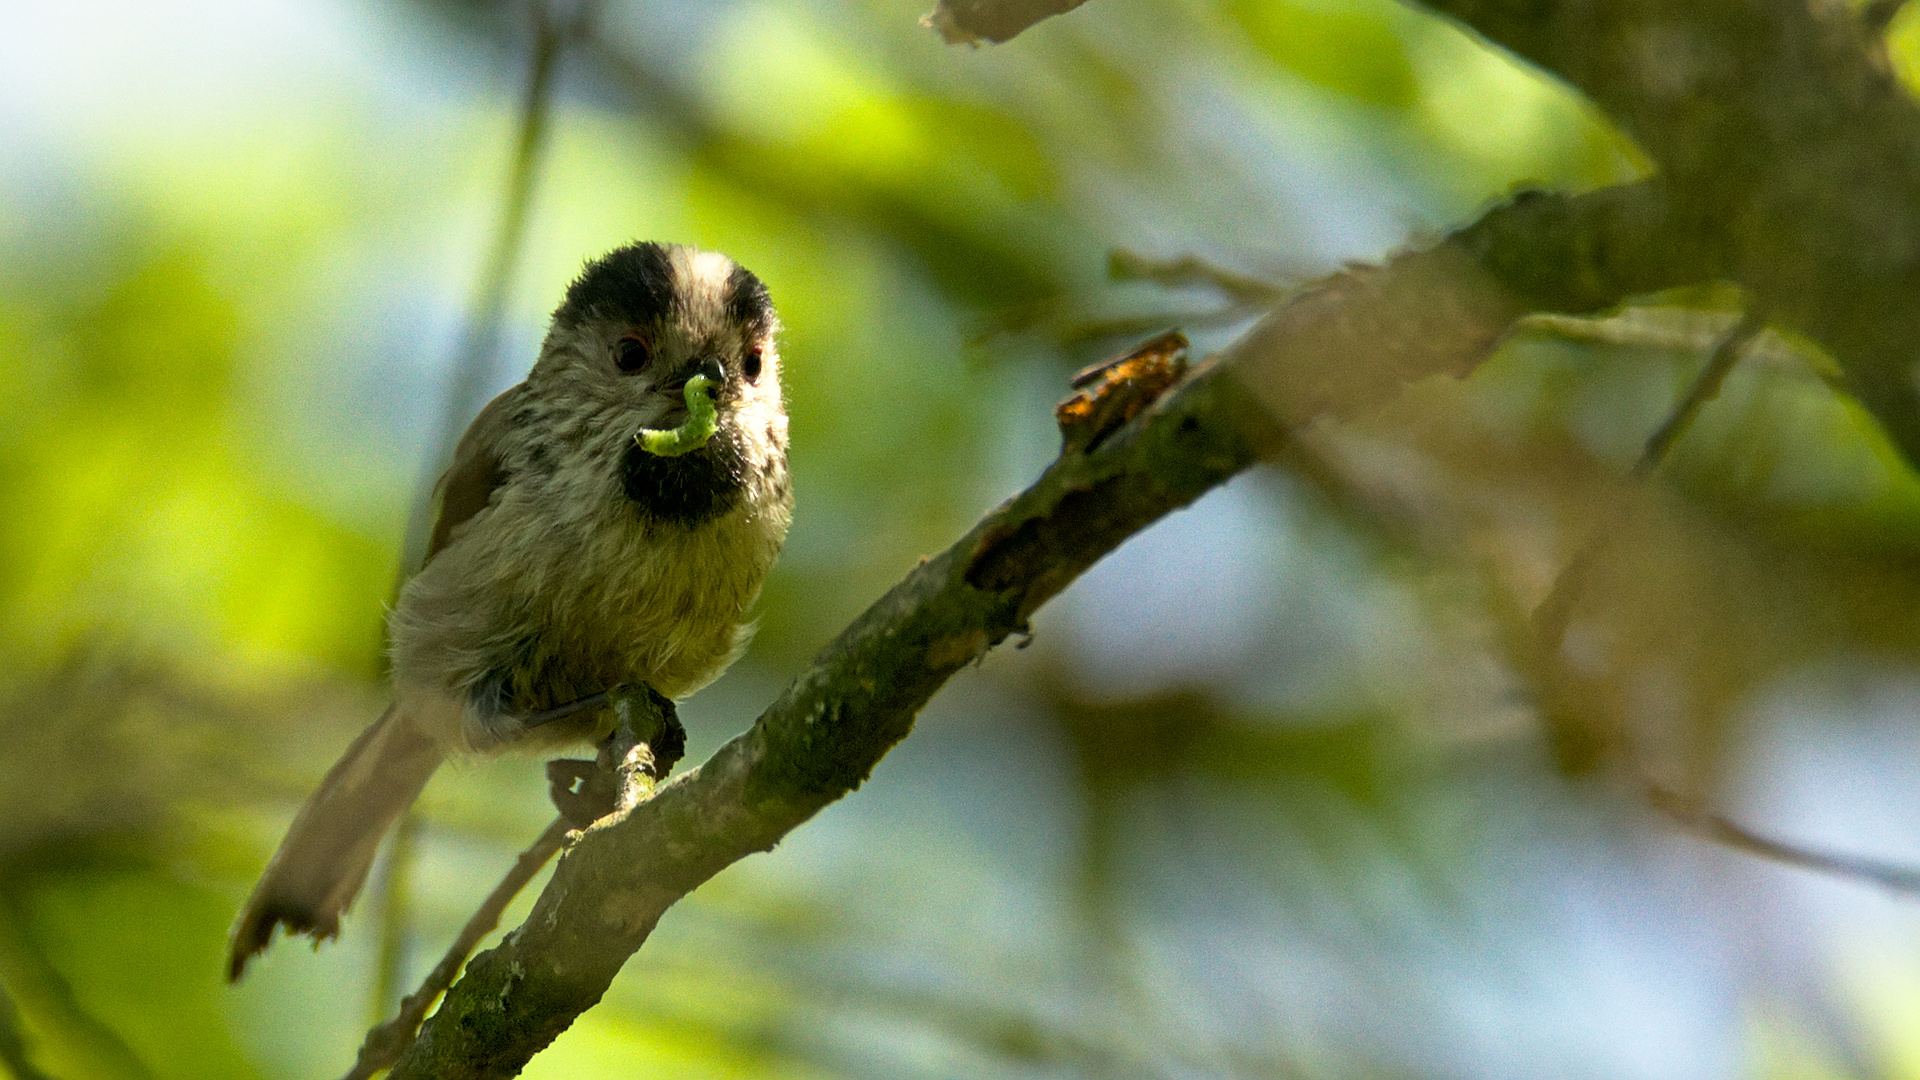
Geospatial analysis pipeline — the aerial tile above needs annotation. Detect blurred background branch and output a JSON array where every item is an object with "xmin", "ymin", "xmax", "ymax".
[
  {"xmin": 1649, "ymin": 782, "xmax": 1920, "ymax": 896},
  {"xmin": 398, "ymin": 0, "xmax": 603, "ymax": 573},
  {"xmin": 1411, "ymin": 0, "xmax": 1920, "ymax": 466}
]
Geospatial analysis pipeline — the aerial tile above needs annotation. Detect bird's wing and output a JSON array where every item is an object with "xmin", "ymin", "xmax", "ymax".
[{"xmin": 424, "ymin": 384, "xmax": 524, "ymax": 566}]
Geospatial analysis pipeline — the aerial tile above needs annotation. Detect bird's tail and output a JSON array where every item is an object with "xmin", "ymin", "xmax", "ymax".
[{"xmin": 228, "ymin": 704, "xmax": 443, "ymax": 981}]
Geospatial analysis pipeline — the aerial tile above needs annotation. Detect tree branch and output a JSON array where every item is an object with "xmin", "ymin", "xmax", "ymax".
[
  {"xmin": 1412, "ymin": 0, "xmax": 1920, "ymax": 470},
  {"xmin": 942, "ymin": 0, "xmax": 1920, "ymax": 469},
  {"xmin": 383, "ymin": 181, "xmax": 1701, "ymax": 1077},
  {"xmin": 345, "ymin": 819, "xmax": 570, "ymax": 1080},
  {"xmin": 1105, "ymin": 250, "xmax": 1292, "ymax": 306}
]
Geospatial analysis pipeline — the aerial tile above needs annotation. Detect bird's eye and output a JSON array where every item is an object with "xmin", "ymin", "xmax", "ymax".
[
  {"xmin": 743, "ymin": 345, "xmax": 763, "ymax": 383},
  {"xmin": 615, "ymin": 336, "xmax": 651, "ymax": 374}
]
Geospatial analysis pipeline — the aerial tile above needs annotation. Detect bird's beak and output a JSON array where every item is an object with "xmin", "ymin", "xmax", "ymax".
[{"xmin": 673, "ymin": 356, "xmax": 727, "ymax": 393}]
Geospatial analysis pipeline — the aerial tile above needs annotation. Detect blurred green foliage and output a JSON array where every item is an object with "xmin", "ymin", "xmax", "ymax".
[
  {"xmin": 1227, "ymin": 0, "xmax": 1417, "ymax": 107},
  {"xmin": 6, "ymin": 0, "xmax": 1920, "ymax": 1078}
]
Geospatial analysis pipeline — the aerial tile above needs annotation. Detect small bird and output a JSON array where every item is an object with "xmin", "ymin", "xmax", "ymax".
[{"xmin": 228, "ymin": 242, "xmax": 792, "ymax": 981}]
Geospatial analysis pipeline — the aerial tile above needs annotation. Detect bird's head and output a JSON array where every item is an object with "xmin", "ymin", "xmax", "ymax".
[{"xmin": 531, "ymin": 242, "xmax": 788, "ymax": 525}]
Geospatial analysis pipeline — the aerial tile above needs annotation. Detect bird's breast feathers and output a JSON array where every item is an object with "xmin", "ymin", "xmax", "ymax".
[{"xmin": 388, "ymin": 428, "xmax": 790, "ymax": 744}]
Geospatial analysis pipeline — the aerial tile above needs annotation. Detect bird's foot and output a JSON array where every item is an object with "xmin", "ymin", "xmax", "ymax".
[{"xmin": 544, "ymin": 685, "xmax": 684, "ymax": 828}]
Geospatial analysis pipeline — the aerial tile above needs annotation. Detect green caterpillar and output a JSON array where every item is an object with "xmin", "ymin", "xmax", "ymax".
[{"xmin": 635, "ymin": 374, "xmax": 719, "ymax": 457}]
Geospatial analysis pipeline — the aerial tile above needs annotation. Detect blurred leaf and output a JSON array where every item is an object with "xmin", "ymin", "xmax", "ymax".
[
  {"xmin": 0, "ymin": 977, "xmax": 53, "ymax": 1080},
  {"xmin": 1228, "ymin": 0, "xmax": 1418, "ymax": 108},
  {"xmin": 0, "ymin": 889, "xmax": 158, "ymax": 1080},
  {"xmin": 9, "ymin": 869, "xmax": 261, "ymax": 1080}
]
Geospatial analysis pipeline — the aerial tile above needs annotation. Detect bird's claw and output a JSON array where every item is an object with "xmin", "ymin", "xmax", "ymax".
[{"xmin": 544, "ymin": 685, "xmax": 685, "ymax": 828}]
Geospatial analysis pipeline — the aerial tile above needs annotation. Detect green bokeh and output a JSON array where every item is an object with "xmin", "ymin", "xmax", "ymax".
[{"xmin": 3, "ymin": 0, "xmax": 1918, "ymax": 1077}]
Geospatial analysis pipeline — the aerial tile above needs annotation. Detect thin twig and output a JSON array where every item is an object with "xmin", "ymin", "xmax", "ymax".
[
  {"xmin": 1056, "ymin": 305, "xmax": 1265, "ymax": 345},
  {"xmin": 397, "ymin": 0, "xmax": 596, "ymax": 574},
  {"xmin": 1647, "ymin": 783, "xmax": 1920, "ymax": 894},
  {"xmin": 1517, "ymin": 306, "xmax": 1920, "ymax": 895},
  {"xmin": 1517, "ymin": 311, "xmax": 1844, "ymax": 392},
  {"xmin": 345, "ymin": 690, "xmax": 682, "ymax": 1080},
  {"xmin": 1020, "ymin": 251, "xmax": 1293, "ymax": 347},
  {"xmin": 1106, "ymin": 249, "xmax": 1292, "ymax": 305},
  {"xmin": 1632, "ymin": 305, "xmax": 1767, "ymax": 479},
  {"xmin": 342, "ymin": 817, "xmax": 573, "ymax": 1080},
  {"xmin": 367, "ymin": 813, "xmax": 419, "ymax": 1026},
  {"xmin": 1533, "ymin": 305, "xmax": 1766, "ymax": 656}
]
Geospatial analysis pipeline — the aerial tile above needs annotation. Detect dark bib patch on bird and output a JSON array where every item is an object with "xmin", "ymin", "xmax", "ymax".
[{"xmin": 620, "ymin": 433, "xmax": 747, "ymax": 526}]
